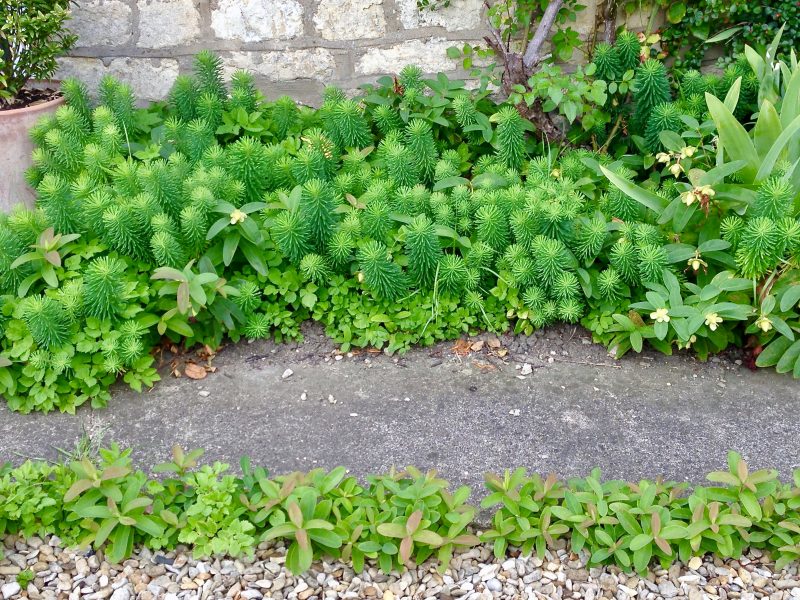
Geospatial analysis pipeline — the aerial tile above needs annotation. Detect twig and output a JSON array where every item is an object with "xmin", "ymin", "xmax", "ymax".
[
  {"xmin": 553, "ymin": 357, "xmax": 622, "ymax": 369},
  {"xmin": 522, "ymin": 0, "xmax": 564, "ymax": 69}
]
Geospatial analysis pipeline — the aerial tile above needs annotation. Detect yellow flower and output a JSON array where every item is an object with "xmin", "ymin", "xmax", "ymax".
[
  {"xmin": 698, "ymin": 184, "xmax": 715, "ymax": 197},
  {"xmin": 705, "ymin": 312, "xmax": 723, "ymax": 331},
  {"xmin": 229, "ymin": 209, "xmax": 247, "ymax": 225},
  {"xmin": 656, "ymin": 152, "xmax": 672, "ymax": 164},
  {"xmin": 669, "ymin": 163, "xmax": 684, "ymax": 177},
  {"xmin": 551, "ymin": 168, "xmax": 561, "ymax": 178},
  {"xmin": 682, "ymin": 191, "xmax": 696, "ymax": 206},
  {"xmin": 650, "ymin": 307, "xmax": 670, "ymax": 323},
  {"xmin": 680, "ymin": 146, "xmax": 696, "ymax": 158},
  {"xmin": 356, "ymin": 271, "xmax": 365, "ymax": 283},
  {"xmin": 755, "ymin": 315, "xmax": 773, "ymax": 332}
]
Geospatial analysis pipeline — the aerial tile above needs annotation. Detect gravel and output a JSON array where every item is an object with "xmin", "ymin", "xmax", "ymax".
[{"xmin": 2, "ymin": 535, "xmax": 798, "ymax": 600}]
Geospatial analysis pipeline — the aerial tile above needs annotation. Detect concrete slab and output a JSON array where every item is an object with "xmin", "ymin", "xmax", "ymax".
[{"xmin": 2, "ymin": 324, "xmax": 799, "ymax": 495}]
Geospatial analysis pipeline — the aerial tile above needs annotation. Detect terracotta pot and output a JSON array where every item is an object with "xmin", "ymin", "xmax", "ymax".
[{"xmin": 0, "ymin": 91, "xmax": 65, "ymax": 212}]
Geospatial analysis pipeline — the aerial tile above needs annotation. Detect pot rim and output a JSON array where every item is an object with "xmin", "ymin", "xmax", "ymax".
[{"xmin": 0, "ymin": 81, "xmax": 64, "ymax": 118}]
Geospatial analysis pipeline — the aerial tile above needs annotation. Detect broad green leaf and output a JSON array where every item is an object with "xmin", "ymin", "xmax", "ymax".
[
  {"xmin": 600, "ymin": 166, "xmax": 668, "ymax": 213},
  {"xmin": 705, "ymin": 93, "xmax": 758, "ymax": 181}
]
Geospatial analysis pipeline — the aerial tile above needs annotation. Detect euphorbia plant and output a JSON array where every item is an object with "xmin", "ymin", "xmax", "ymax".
[{"xmin": 0, "ymin": 0, "xmax": 77, "ymax": 106}]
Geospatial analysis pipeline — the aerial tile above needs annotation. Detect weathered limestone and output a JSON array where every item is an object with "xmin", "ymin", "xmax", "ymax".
[
  {"xmin": 137, "ymin": 0, "xmax": 201, "ymax": 48},
  {"xmin": 211, "ymin": 0, "xmax": 305, "ymax": 42},
  {"xmin": 222, "ymin": 49, "xmax": 337, "ymax": 82},
  {"xmin": 313, "ymin": 0, "xmax": 386, "ymax": 40},
  {"xmin": 69, "ymin": 0, "xmax": 133, "ymax": 47},
  {"xmin": 397, "ymin": 0, "xmax": 484, "ymax": 31},
  {"xmin": 357, "ymin": 38, "xmax": 461, "ymax": 75},
  {"xmin": 57, "ymin": 57, "xmax": 180, "ymax": 102}
]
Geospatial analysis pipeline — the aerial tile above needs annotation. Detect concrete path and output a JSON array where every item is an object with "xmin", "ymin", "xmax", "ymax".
[{"xmin": 2, "ymin": 324, "xmax": 799, "ymax": 494}]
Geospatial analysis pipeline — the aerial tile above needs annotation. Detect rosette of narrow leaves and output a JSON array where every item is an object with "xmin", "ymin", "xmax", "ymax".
[
  {"xmin": 357, "ymin": 240, "xmax": 407, "ymax": 301},
  {"xmin": 383, "ymin": 139, "xmax": 420, "ymax": 188},
  {"xmin": 752, "ymin": 177, "xmax": 794, "ymax": 221},
  {"xmin": 21, "ymin": 296, "xmax": 72, "ymax": 350},
  {"xmin": 292, "ymin": 146, "xmax": 329, "ymax": 185},
  {"xmin": 169, "ymin": 75, "xmax": 199, "ymax": 121},
  {"xmin": 328, "ymin": 100, "xmax": 372, "ymax": 150},
  {"xmin": 102, "ymin": 204, "xmax": 151, "ymax": 263},
  {"xmin": 637, "ymin": 244, "xmax": 668, "ymax": 284},
  {"xmin": 603, "ymin": 167, "xmax": 641, "ymax": 222},
  {"xmin": 193, "ymin": 50, "xmax": 227, "ymax": 102},
  {"xmin": 405, "ymin": 119, "xmax": 438, "ymax": 183},
  {"xmin": 151, "ymin": 231, "xmax": 187, "ymax": 269},
  {"xmin": 634, "ymin": 223, "xmax": 662, "ymax": 248},
  {"xmin": 327, "ymin": 230, "xmax": 356, "ymax": 269},
  {"xmin": 195, "ymin": 93, "xmax": 224, "ymax": 131},
  {"xmin": 492, "ymin": 106, "xmax": 526, "ymax": 171},
  {"xmin": 229, "ymin": 70, "xmax": 258, "ymax": 113},
  {"xmin": 437, "ymin": 254, "xmax": 468, "ymax": 294},
  {"xmin": 597, "ymin": 267, "xmax": 623, "ymax": 300},
  {"xmin": 644, "ymin": 102, "xmax": 682, "ymax": 152},
  {"xmin": 736, "ymin": 217, "xmax": 785, "ymax": 279},
  {"xmin": 531, "ymin": 236, "xmax": 571, "ymax": 289},
  {"xmin": 610, "ymin": 239, "xmax": 639, "ymax": 284},
  {"xmin": 680, "ymin": 70, "xmax": 706, "ymax": 98},
  {"xmin": 404, "ymin": 215, "xmax": 442, "ymax": 290},
  {"xmin": 475, "ymin": 204, "xmax": 510, "ymax": 251},
  {"xmin": 234, "ymin": 281, "xmax": 262, "ymax": 315},
  {"xmin": 61, "ymin": 78, "xmax": 92, "ymax": 125},
  {"xmin": 615, "ymin": 31, "xmax": 641, "ymax": 73},
  {"xmin": 465, "ymin": 241, "xmax": 494, "ymax": 270},
  {"xmin": 552, "ymin": 271, "xmax": 580, "ymax": 301},
  {"xmin": 83, "ymin": 257, "xmax": 127, "ymax": 322},
  {"xmin": 558, "ymin": 298, "xmax": 583, "ymax": 323},
  {"xmin": 225, "ymin": 137, "xmax": 269, "ymax": 203},
  {"xmin": 372, "ymin": 105, "xmax": 402, "ymax": 135},
  {"xmin": 98, "ymin": 76, "xmax": 136, "ymax": 134},
  {"xmin": 180, "ymin": 203, "xmax": 210, "ymax": 257},
  {"xmin": 272, "ymin": 96, "xmax": 300, "ymax": 139},
  {"xmin": 632, "ymin": 59, "xmax": 671, "ymax": 132},
  {"xmin": 592, "ymin": 42, "xmax": 622, "ymax": 81},
  {"xmin": 37, "ymin": 173, "xmax": 79, "ymax": 234},
  {"xmin": 573, "ymin": 216, "xmax": 607, "ymax": 263},
  {"xmin": 244, "ymin": 313, "xmax": 271, "ymax": 339},
  {"xmin": 300, "ymin": 254, "xmax": 332, "ymax": 284},
  {"xmin": 300, "ymin": 179, "xmax": 338, "ymax": 251}
]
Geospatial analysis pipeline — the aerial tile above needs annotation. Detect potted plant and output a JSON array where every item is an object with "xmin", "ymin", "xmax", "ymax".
[{"xmin": 1, "ymin": 0, "xmax": 77, "ymax": 211}]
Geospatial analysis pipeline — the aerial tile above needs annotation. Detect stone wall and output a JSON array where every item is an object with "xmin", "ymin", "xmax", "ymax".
[{"xmin": 60, "ymin": 0, "xmax": 635, "ymax": 106}]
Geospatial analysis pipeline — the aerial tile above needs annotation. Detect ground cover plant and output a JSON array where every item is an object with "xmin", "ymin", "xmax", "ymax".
[
  {"xmin": 0, "ymin": 30, "xmax": 799, "ymax": 414},
  {"xmin": 1, "ymin": 445, "xmax": 800, "ymax": 575}
]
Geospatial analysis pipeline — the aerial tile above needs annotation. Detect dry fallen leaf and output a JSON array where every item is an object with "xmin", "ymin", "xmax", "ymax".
[
  {"xmin": 487, "ymin": 336, "xmax": 501, "ymax": 349},
  {"xmin": 470, "ymin": 340, "xmax": 485, "ymax": 352},
  {"xmin": 495, "ymin": 348, "xmax": 508, "ymax": 357},
  {"xmin": 452, "ymin": 339, "xmax": 472, "ymax": 356},
  {"xmin": 472, "ymin": 360, "xmax": 496, "ymax": 372},
  {"xmin": 184, "ymin": 363, "xmax": 208, "ymax": 380}
]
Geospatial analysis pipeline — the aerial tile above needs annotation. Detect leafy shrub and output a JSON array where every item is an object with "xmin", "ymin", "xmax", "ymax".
[
  {"xmin": 2, "ymin": 41, "xmax": 800, "ymax": 414},
  {"xmin": 2, "ymin": 445, "xmax": 800, "ymax": 574},
  {"xmin": 0, "ymin": 0, "xmax": 77, "ymax": 104}
]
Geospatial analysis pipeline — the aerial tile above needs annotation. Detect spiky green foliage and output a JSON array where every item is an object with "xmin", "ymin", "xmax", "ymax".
[
  {"xmin": 405, "ymin": 119, "xmax": 438, "ymax": 183},
  {"xmin": 61, "ymin": 78, "xmax": 92, "ymax": 125},
  {"xmin": 753, "ymin": 177, "xmax": 795, "ymax": 221},
  {"xmin": 272, "ymin": 96, "xmax": 299, "ymax": 140},
  {"xmin": 637, "ymin": 243, "xmax": 668, "ymax": 284},
  {"xmin": 300, "ymin": 179, "xmax": 338, "ymax": 250},
  {"xmin": 244, "ymin": 313, "xmax": 271, "ymax": 339},
  {"xmin": 229, "ymin": 70, "xmax": 258, "ymax": 113},
  {"xmin": 83, "ymin": 256, "xmax": 127, "ymax": 322},
  {"xmin": 632, "ymin": 59, "xmax": 671, "ymax": 132},
  {"xmin": 597, "ymin": 267, "xmax": 622, "ymax": 300},
  {"xmin": 531, "ymin": 236, "xmax": 570, "ymax": 289},
  {"xmin": 644, "ymin": 102, "xmax": 682, "ymax": 152},
  {"xmin": 403, "ymin": 215, "xmax": 440, "ymax": 290},
  {"xmin": 328, "ymin": 100, "xmax": 372, "ymax": 150},
  {"xmin": 592, "ymin": 43, "xmax": 622, "ymax": 81},
  {"xmin": 634, "ymin": 223, "xmax": 662, "ymax": 248},
  {"xmin": 37, "ymin": 174, "xmax": 78, "ymax": 234},
  {"xmin": 494, "ymin": 106, "xmax": 526, "ymax": 170},
  {"xmin": 21, "ymin": 296, "xmax": 71, "ymax": 350},
  {"xmin": 169, "ymin": 75, "xmax": 199, "ymax": 122},
  {"xmin": 226, "ymin": 137, "xmax": 269, "ymax": 203},
  {"xmin": 373, "ymin": 105, "xmax": 402, "ymax": 135},
  {"xmin": 327, "ymin": 230, "xmax": 356, "ymax": 269},
  {"xmin": 475, "ymin": 204, "xmax": 510, "ymax": 251},
  {"xmin": 558, "ymin": 298, "xmax": 583, "ymax": 322},
  {"xmin": 98, "ymin": 76, "xmax": 135, "ymax": 135},
  {"xmin": 720, "ymin": 216, "xmax": 745, "ymax": 251},
  {"xmin": 194, "ymin": 50, "xmax": 227, "ymax": 102},
  {"xmin": 151, "ymin": 231, "xmax": 187, "ymax": 268},
  {"xmin": 300, "ymin": 254, "xmax": 332, "ymax": 284},
  {"xmin": 680, "ymin": 70, "xmax": 706, "ymax": 98},
  {"xmin": 736, "ymin": 217, "xmax": 784, "ymax": 279},
  {"xmin": 609, "ymin": 239, "xmax": 638, "ymax": 284},
  {"xmin": 615, "ymin": 31, "xmax": 641, "ymax": 73},
  {"xmin": 573, "ymin": 216, "xmax": 607, "ymax": 262},
  {"xmin": 357, "ymin": 240, "xmax": 407, "ymax": 301},
  {"xmin": 603, "ymin": 167, "xmax": 640, "ymax": 222},
  {"xmin": 383, "ymin": 139, "xmax": 420, "ymax": 188},
  {"xmin": 361, "ymin": 199, "xmax": 393, "ymax": 242},
  {"xmin": 399, "ymin": 65, "xmax": 424, "ymax": 93},
  {"xmin": 272, "ymin": 210, "xmax": 313, "ymax": 264},
  {"xmin": 437, "ymin": 254, "xmax": 468, "ymax": 293}
]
